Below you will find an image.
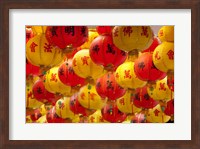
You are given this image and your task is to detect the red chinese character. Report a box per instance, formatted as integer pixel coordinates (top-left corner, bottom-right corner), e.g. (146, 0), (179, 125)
(44, 43), (52, 53)
(90, 116), (95, 123)
(119, 98), (125, 105)
(155, 51), (161, 60)
(81, 56), (89, 65)
(159, 83), (166, 91)
(30, 42), (38, 52)
(141, 26), (149, 38)
(154, 109), (160, 116)
(123, 26), (133, 37)
(124, 70), (131, 79)
(115, 73), (119, 79)
(73, 58), (77, 67)
(114, 28), (119, 37)
(50, 73), (57, 82)
(167, 50), (174, 60)
(81, 93), (85, 100)
(90, 93), (96, 101)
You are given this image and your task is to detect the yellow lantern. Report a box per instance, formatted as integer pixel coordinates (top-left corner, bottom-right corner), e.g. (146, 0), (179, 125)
(72, 49), (106, 80)
(115, 61), (147, 89)
(88, 110), (104, 123)
(39, 104), (52, 116)
(55, 97), (77, 119)
(32, 26), (47, 35)
(117, 90), (142, 114)
(44, 67), (72, 95)
(153, 41), (174, 72)
(146, 104), (171, 123)
(81, 30), (99, 49)
(158, 26), (174, 42)
(78, 84), (107, 110)
(112, 26), (154, 52)
(26, 34), (64, 67)
(36, 115), (47, 123)
(147, 77), (174, 101)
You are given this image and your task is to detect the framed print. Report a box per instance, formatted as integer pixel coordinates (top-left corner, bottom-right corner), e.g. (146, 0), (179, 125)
(0, 0), (200, 149)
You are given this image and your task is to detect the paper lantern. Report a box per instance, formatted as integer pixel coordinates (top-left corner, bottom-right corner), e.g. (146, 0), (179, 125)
(78, 84), (107, 110)
(134, 53), (166, 81)
(142, 37), (160, 53)
(116, 90), (142, 114)
(32, 26), (47, 35)
(72, 49), (106, 80)
(88, 110), (104, 123)
(89, 35), (127, 70)
(146, 104), (171, 123)
(133, 86), (158, 109)
(26, 27), (34, 43)
(101, 103), (127, 123)
(46, 26), (88, 49)
(153, 41), (174, 72)
(58, 59), (85, 87)
(158, 26), (174, 42)
(81, 30), (99, 49)
(46, 107), (65, 123)
(147, 77), (174, 101)
(96, 72), (126, 101)
(44, 67), (72, 96)
(115, 61), (147, 89)
(96, 26), (112, 35)
(112, 26), (154, 52)
(164, 99), (174, 116)
(26, 58), (40, 77)
(26, 34), (64, 67)
(55, 97), (78, 119)
(32, 78), (60, 105)
(70, 93), (95, 116)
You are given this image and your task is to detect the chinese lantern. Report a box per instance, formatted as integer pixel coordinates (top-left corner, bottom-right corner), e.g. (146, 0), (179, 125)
(36, 115), (47, 123)
(58, 59), (86, 87)
(30, 109), (43, 121)
(142, 37), (160, 53)
(115, 61), (147, 89)
(96, 72), (126, 101)
(96, 26), (112, 35)
(164, 99), (174, 117)
(44, 67), (72, 96)
(133, 86), (158, 109)
(72, 49), (106, 80)
(158, 26), (174, 42)
(147, 77), (174, 101)
(88, 110), (104, 123)
(81, 29), (99, 49)
(78, 84), (107, 110)
(89, 35), (127, 70)
(70, 93), (96, 116)
(55, 97), (78, 119)
(101, 103), (127, 123)
(116, 90), (142, 114)
(134, 53), (166, 81)
(167, 70), (174, 91)
(112, 26), (154, 52)
(46, 107), (65, 123)
(26, 58), (40, 77)
(31, 26), (47, 35)
(32, 78), (60, 105)
(146, 104), (171, 123)
(153, 41), (174, 72)
(46, 26), (88, 49)
(26, 34), (64, 68)
(26, 27), (34, 43)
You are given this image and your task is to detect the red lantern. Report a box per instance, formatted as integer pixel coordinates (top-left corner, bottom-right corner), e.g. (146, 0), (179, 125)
(46, 107), (65, 123)
(133, 86), (158, 109)
(32, 78), (61, 105)
(134, 53), (166, 81)
(164, 99), (174, 116)
(96, 72), (126, 101)
(101, 103), (127, 123)
(58, 59), (86, 87)
(26, 59), (40, 77)
(70, 93), (95, 116)
(89, 35), (127, 70)
(142, 37), (160, 53)
(26, 27), (34, 43)
(96, 26), (112, 35)
(46, 26), (88, 49)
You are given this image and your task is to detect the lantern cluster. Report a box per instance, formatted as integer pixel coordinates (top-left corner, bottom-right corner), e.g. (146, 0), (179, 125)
(26, 25), (174, 123)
